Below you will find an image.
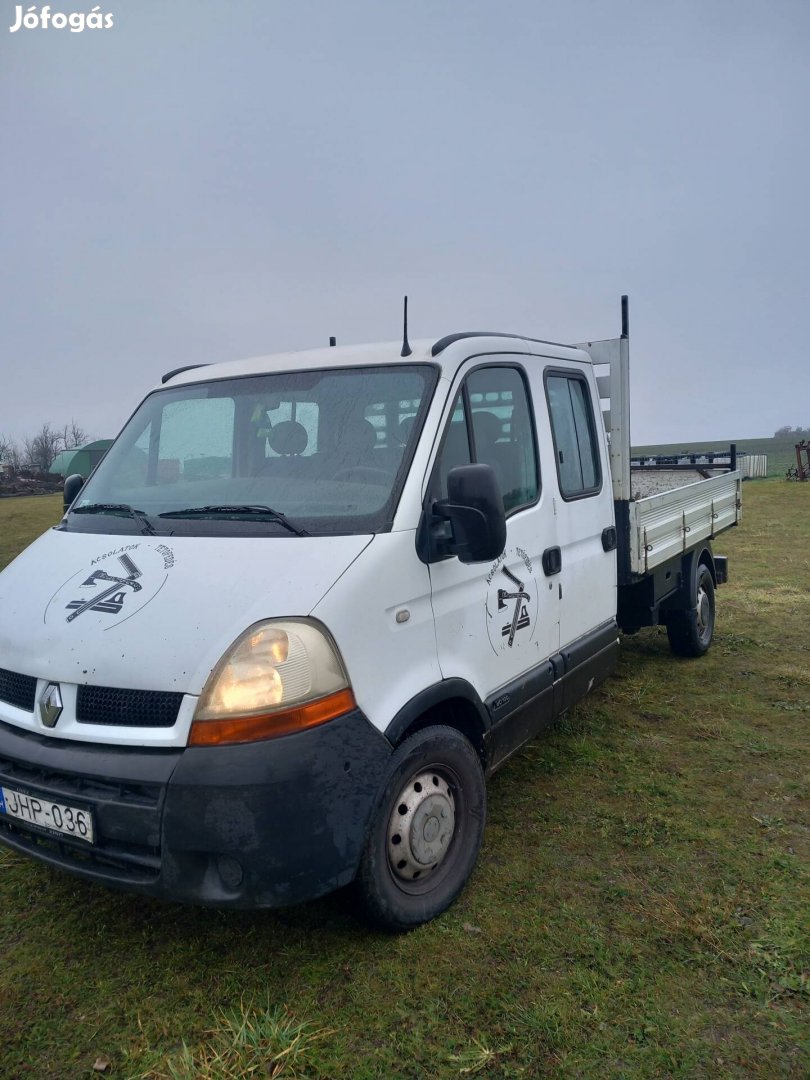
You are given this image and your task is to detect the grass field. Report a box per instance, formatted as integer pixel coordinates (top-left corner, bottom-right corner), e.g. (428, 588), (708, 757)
(631, 434), (803, 479)
(0, 487), (808, 1079)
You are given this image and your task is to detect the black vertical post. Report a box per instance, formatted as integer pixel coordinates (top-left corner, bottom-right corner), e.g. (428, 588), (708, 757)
(329, 336), (336, 347)
(730, 443), (737, 471)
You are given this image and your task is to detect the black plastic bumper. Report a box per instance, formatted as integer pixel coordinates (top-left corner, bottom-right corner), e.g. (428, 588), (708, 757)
(0, 709), (392, 907)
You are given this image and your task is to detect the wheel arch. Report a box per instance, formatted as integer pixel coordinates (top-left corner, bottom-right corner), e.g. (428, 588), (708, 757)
(689, 543), (717, 590)
(384, 679), (491, 769)
(653, 545), (716, 622)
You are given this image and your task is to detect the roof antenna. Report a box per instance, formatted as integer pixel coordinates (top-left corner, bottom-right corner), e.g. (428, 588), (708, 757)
(329, 336), (336, 347)
(400, 295), (412, 357)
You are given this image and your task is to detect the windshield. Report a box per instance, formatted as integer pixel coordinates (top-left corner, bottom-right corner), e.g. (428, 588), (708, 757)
(66, 364), (438, 537)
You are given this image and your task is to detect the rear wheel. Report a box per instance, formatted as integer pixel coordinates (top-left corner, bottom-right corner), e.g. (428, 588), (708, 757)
(666, 562), (715, 656)
(355, 725), (486, 932)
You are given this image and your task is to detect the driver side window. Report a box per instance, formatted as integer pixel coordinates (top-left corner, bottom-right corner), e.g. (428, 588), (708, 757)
(433, 366), (539, 514)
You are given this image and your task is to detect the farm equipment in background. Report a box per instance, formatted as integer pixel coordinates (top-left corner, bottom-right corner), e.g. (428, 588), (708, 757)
(786, 440), (810, 481)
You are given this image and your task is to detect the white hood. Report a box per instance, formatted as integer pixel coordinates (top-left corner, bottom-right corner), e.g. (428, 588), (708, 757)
(0, 528), (372, 696)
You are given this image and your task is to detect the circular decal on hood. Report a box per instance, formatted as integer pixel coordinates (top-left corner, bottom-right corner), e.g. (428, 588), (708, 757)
(485, 546), (539, 655)
(44, 543), (176, 630)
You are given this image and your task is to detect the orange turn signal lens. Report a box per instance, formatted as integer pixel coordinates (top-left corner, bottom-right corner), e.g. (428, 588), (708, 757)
(188, 688), (357, 747)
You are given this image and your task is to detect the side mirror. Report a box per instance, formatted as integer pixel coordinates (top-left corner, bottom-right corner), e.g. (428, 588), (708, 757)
(435, 464), (506, 564)
(63, 473), (84, 512)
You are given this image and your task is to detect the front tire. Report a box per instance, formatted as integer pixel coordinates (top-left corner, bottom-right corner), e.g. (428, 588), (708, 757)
(666, 562), (715, 656)
(355, 725), (486, 932)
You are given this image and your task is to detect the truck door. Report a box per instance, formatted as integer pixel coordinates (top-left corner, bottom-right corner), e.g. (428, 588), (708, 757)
(426, 360), (560, 762)
(542, 364), (616, 653)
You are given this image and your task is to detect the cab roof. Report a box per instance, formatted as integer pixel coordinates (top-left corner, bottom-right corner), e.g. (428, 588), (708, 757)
(159, 333), (590, 389)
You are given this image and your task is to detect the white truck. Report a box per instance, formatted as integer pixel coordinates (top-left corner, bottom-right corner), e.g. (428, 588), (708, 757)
(0, 298), (741, 930)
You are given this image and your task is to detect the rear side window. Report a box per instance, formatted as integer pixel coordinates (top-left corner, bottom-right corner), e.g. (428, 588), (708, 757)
(545, 373), (601, 498)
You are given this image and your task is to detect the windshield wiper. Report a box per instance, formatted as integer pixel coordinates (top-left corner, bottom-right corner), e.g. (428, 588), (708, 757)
(158, 504), (309, 536)
(71, 502), (156, 536)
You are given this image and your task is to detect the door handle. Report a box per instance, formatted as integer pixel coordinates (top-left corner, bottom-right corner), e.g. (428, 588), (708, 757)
(601, 526), (617, 552)
(542, 546), (562, 576)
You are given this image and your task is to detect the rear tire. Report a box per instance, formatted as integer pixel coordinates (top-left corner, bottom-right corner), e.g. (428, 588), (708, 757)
(666, 562), (715, 657)
(355, 725), (486, 932)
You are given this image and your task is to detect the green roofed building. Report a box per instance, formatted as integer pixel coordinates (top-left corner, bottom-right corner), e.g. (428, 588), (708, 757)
(49, 440), (113, 479)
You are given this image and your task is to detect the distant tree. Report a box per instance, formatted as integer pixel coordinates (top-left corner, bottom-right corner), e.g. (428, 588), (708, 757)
(15, 420), (94, 472)
(774, 425), (810, 438)
(0, 433), (22, 473)
(60, 420), (87, 451)
(23, 423), (64, 472)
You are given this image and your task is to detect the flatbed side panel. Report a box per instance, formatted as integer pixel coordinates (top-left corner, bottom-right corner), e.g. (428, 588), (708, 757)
(628, 472), (741, 576)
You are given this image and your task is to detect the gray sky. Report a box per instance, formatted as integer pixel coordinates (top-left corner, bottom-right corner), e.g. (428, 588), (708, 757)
(2, 0), (808, 447)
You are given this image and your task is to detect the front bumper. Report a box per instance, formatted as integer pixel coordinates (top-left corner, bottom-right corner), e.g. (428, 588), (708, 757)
(0, 709), (392, 907)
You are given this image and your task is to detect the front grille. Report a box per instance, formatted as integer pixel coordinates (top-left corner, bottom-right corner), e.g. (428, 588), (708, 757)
(76, 685), (183, 728)
(0, 668), (37, 712)
(0, 752), (161, 808)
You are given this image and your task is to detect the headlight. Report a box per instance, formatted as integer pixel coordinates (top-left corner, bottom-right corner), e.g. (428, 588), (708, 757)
(189, 619), (355, 746)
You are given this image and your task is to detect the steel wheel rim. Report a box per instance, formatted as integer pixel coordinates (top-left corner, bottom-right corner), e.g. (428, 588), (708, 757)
(387, 769), (457, 884)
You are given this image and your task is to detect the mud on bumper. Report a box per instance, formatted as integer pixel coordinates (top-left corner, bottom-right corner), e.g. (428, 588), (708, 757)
(0, 710), (392, 907)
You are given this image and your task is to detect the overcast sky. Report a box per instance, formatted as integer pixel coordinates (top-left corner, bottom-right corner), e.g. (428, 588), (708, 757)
(1, 0), (808, 447)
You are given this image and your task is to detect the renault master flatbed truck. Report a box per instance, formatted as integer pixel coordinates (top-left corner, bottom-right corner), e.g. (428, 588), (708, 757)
(0, 298), (741, 929)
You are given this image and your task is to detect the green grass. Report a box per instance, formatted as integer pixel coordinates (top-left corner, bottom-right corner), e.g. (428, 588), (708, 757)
(0, 493), (63, 571)
(0, 486), (808, 1079)
(631, 434), (803, 478)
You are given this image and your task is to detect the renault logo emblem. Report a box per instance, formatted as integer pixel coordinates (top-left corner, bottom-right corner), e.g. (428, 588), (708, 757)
(39, 683), (63, 728)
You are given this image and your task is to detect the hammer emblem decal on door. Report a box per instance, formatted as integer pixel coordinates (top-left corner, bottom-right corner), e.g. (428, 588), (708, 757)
(497, 566), (531, 647)
(485, 548), (539, 656)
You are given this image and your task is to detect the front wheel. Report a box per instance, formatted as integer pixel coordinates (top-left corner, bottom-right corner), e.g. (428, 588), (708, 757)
(355, 725), (486, 932)
(666, 562), (715, 657)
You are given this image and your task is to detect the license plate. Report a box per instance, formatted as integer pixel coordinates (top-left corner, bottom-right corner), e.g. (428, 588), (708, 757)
(0, 785), (95, 844)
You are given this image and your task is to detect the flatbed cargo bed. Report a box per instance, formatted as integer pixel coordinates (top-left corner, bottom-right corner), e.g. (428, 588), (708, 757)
(627, 469), (742, 577)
